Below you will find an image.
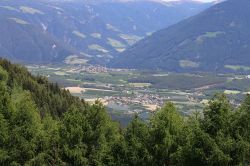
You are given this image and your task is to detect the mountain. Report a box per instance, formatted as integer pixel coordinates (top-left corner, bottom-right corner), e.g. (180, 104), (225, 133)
(0, 0), (211, 64)
(110, 0), (250, 72)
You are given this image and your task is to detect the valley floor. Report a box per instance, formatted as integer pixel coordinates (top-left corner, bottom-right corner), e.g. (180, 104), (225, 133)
(27, 64), (250, 125)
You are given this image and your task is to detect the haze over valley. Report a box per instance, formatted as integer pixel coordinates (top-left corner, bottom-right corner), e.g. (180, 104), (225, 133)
(1, 0), (250, 129)
(0, 0), (250, 165)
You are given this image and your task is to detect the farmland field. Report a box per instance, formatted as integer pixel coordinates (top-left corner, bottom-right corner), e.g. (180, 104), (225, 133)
(27, 64), (250, 125)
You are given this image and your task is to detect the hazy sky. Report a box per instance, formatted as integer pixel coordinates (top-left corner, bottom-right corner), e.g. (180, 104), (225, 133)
(190, 0), (216, 2)
(163, 0), (217, 2)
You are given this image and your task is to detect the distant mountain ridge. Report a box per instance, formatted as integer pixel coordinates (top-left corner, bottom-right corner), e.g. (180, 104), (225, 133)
(110, 0), (250, 72)
(0, 0), (211, 64)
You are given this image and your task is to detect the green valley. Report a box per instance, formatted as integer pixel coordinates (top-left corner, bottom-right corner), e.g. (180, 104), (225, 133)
(0, 59), (249, 165)
(27, 63), (250, 125)
(1, 0), (250, 165)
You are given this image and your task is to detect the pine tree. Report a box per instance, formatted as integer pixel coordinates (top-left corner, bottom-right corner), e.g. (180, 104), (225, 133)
(149, 102), (184, 166)
(8, 92), (45, 165)
(124, 115), (152, 165)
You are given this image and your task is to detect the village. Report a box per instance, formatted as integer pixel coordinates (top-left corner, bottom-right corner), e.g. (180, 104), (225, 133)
(102, 92), (168, 112)
(67, 64), (132, 74)
(27, 63), (250, 115)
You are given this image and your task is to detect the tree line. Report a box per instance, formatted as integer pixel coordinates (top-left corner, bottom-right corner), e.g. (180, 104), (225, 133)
(0, 59), (249, 165)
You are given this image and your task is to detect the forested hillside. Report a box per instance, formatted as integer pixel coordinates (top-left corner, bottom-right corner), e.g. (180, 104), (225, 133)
(111, 0), (250, 72)
(0, 0), (210, 64)
(0, 59), (249, 165)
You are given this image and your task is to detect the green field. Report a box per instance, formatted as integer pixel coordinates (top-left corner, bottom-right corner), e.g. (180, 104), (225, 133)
(27, 64), (250, 119)
(225, 65), (250, 71)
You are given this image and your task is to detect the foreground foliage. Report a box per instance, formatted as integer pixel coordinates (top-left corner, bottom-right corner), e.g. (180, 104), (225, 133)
(0, 59), (249, 165)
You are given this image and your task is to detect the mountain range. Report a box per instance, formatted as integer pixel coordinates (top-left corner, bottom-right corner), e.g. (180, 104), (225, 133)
(110, 0), (250, 72)
(0, 0), (211, 64)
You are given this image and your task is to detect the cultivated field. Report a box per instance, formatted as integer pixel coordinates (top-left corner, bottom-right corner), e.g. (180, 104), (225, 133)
(27, 64), (250, 123)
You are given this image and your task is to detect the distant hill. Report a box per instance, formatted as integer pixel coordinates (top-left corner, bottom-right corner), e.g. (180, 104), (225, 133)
(110, 0), (250, 72)
(0, 0), (210, 64)
(0, 17), (76, 64)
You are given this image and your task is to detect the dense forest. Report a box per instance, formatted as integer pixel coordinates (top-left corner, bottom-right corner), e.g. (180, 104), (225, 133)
(0, 59), (249, 165)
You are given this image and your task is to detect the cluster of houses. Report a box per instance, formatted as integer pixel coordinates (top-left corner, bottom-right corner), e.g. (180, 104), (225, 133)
(70, 65), (109, 73)
(104, 93), (166, 108)
(67, 65), (132, 74)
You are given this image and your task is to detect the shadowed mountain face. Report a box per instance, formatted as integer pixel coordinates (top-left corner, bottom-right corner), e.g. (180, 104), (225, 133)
(110, 0), (250, 72)
(0, 0), (210, 64)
